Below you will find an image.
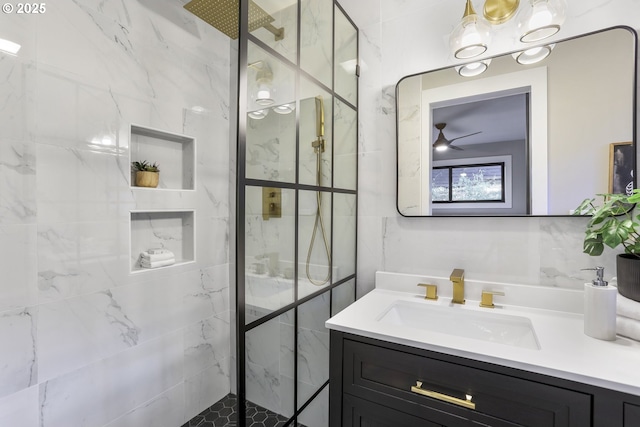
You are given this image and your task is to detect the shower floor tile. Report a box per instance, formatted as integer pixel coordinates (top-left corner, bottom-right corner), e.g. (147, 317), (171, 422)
(182, 393), (291, 427)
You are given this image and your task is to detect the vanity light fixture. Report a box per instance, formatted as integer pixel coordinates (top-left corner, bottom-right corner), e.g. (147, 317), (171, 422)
(449, 0), (492, 59)
(512, 43), (555, 64)
(273, 103), (295, 114)
(0, 38), (21, 55)
(248, 109), (269, 120)
(455, 59), (491, 77)
(248, 60), (274, 107)
(517, 0), (566, 43)
(483, 0), (520, 24)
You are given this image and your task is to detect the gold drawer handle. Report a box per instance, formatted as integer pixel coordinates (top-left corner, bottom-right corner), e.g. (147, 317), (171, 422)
(410, 381), (476, 410)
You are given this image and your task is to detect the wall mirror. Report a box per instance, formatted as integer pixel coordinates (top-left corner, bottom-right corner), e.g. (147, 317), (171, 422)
(396, 26), (637, 217)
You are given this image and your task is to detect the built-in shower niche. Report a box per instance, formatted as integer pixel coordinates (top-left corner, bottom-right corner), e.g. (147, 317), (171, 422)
(130, 210), (195, 273)
(130, 124), (195, 190)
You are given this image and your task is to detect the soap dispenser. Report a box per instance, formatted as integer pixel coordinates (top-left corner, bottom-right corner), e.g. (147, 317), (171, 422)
(583, 267), (617, 341)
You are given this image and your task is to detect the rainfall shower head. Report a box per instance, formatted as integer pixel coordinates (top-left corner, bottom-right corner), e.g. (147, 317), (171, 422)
(183, 0), (284, 41)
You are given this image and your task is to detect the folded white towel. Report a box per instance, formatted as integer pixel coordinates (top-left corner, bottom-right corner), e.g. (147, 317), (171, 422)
(616, 293), (640, 321)
(140, 250), (175, 262)
(616, 315), (640, 342)
(140, 258), (175, 269)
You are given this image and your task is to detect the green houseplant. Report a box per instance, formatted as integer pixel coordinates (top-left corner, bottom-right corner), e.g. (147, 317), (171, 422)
(132, 160), (160, 188)
(574, 190), (640, 302)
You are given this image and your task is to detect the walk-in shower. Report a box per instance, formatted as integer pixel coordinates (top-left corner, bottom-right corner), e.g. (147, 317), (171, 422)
(306, 95), (332, 286)
(184, 0), (358, 426)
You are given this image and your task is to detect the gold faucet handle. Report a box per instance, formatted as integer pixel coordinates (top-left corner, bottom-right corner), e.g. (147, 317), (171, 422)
(479, 290), (505, 308)
(417, 283), (438, 300)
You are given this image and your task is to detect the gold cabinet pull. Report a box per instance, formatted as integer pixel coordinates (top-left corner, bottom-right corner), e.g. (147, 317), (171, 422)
(410, 381), (476, 410)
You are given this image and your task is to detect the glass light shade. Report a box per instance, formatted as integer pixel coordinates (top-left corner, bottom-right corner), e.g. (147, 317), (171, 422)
(449, 14), (492, 59)
(248, 109), (269, 120)
(455, 59), (491, 77)
(512, 44), (555, 64)
(273, 103), (295, 114)
(255, 83), (274, 106)
(518, 0), (566, 43)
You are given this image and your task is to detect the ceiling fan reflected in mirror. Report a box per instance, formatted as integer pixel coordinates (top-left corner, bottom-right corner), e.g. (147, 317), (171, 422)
(433, 122), (482, 151)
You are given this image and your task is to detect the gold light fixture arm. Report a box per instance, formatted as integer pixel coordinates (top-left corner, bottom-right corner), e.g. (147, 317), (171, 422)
(483, 0), (520, 24)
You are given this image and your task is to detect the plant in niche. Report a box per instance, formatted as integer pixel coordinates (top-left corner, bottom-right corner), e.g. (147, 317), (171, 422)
(131, 160), (160, 172)
(573, 190), (640, 258)
(132, 160), (160, 188)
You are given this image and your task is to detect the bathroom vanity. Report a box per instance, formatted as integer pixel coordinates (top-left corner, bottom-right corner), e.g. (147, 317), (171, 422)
(326, 272), (640, 426)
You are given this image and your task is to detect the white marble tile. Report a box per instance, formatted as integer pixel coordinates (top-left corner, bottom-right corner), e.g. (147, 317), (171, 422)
(539, 216), (616, 288)
(104, 383), (185, 427)
(0, 225), (37, 312)
(297, 328), (329, 402)
(333, 193), (356, 282)
(0, 138), (36, 225)
(298, 385), (329, 427)
(297, 294), (329, 406)
(331, 279), (356, 316)
(184, 311), (231, 378)
(39, 330), (183, 427)
(0, 308), (37, 399)
(38, 275), (183, 382)
(0, 386), (39, 427)
(35, 143), (131, 224)
(184, 360), (231, 422)
(300, 0), (333, 87)
(333, 99), (357, 191)
(246, 359), (282, 415)
(37, 221), (128, 304)
(183, 264), (230, 326)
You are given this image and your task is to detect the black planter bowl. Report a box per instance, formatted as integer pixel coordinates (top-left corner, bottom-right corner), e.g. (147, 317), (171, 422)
(616, 253), (640, 302)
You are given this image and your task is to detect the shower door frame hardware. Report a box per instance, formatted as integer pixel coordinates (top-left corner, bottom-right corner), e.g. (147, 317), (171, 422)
(262, 187), (282, 220)
(236, 1), (359, 426)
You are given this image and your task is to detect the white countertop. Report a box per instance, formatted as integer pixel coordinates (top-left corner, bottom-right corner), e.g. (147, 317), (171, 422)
(325, 271), (640, 396)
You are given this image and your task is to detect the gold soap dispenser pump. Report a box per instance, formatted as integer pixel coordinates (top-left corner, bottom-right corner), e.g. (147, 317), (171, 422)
(582, 267), (617, 341)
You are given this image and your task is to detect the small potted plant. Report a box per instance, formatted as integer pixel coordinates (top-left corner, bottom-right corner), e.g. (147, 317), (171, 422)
(574, 190), (640, 302)
(132, 160), (160, 188)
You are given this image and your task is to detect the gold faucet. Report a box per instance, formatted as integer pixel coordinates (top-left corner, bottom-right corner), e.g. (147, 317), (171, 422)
(450, 268), (465, 304)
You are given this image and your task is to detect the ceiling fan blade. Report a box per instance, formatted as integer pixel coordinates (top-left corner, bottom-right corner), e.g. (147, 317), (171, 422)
(449, 145), (464, 150)
(448, 131), (482, 143)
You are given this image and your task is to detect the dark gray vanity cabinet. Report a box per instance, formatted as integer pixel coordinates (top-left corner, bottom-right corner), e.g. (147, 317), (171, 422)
(330, 331), (640, 427)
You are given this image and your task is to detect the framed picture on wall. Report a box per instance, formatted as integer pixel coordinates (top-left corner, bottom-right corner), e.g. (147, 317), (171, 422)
(609, 141), (634, 195)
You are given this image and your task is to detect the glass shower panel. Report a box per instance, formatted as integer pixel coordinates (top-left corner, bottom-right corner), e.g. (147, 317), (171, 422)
(332, 192), (355, 282)
(298, 189), (332, 299)
(331, 279), (355, 316)
(245, 185), (296, 321)
(296, 293), (330, 409)
(334, 7), (357, 106)
(298, 386), (329, 427)
(245, 309), (295, 419)
(299, 78), (332, 187)
(333, 99), (357, 190)
(300, 0), (333, 87)
(246, 42), (297, 183)
(250, 0), (298, 64)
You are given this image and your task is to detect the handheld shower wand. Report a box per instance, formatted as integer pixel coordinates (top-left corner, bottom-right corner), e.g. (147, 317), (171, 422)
(312, 96), (325, 154)
(306, 95), (331, 286)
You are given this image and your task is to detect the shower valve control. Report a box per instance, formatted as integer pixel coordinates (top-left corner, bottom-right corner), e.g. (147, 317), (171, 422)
(262, 187), (282, 220)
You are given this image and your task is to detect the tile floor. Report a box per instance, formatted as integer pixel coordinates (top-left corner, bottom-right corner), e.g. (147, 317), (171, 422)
(182, 394), (293, 427)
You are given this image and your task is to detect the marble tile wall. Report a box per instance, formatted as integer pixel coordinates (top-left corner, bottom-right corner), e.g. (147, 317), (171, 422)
(337, 0), (640, 296)
(0, 1), (232, 426)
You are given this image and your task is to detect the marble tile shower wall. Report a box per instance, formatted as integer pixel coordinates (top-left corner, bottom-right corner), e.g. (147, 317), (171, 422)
(0, 2), (232, 427)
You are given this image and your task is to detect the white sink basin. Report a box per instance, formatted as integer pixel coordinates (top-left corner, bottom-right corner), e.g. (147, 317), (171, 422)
(377, 300), (540, 350)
